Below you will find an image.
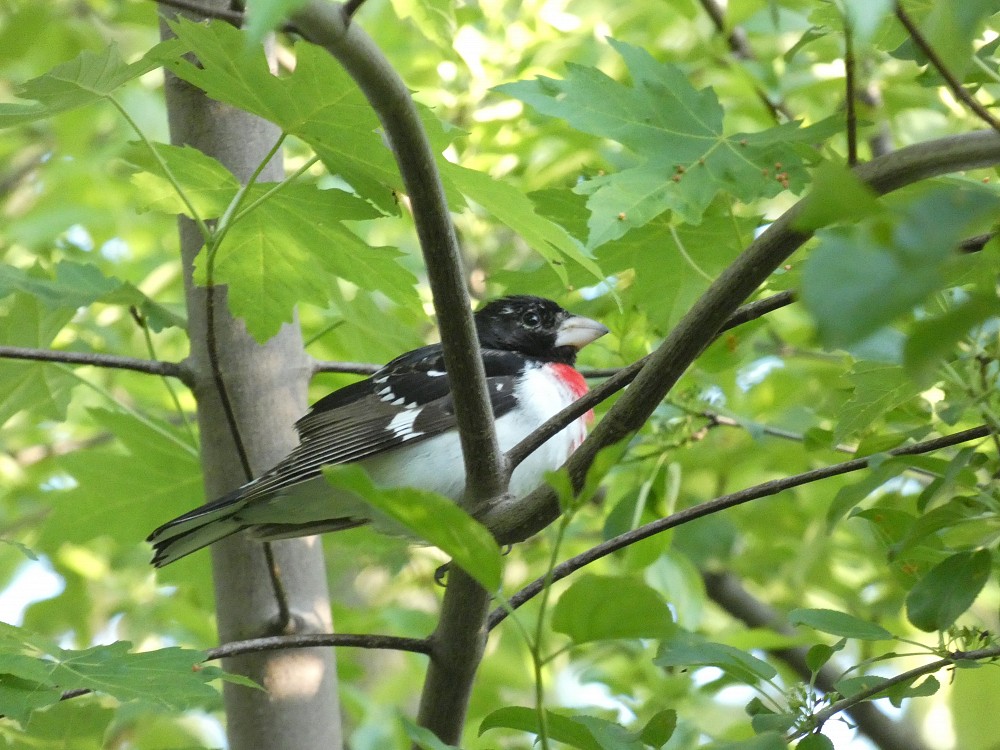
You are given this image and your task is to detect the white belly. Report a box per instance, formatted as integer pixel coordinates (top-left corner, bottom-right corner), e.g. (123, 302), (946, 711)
(363, 365), (587, 502)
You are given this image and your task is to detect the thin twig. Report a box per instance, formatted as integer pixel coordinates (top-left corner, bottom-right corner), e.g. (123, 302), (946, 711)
(695, 0), (795, 122)
(844, 12), (858, 165)
(488, 425), (991, 629)
(262, 543), (292, 630)
(206, 632), (432, 659)
(704, 571), (931, 750)
(895, 2), (1000, 132)
(0, 346), (190, 383)
(505, 291), (797, 472)
(311, 359), (381, 375)
(41, 632), (434, 712)
(789, 644), (1000, 740)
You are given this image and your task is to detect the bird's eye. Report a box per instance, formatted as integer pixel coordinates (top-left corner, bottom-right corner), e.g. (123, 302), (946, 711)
(522, 311), (542, 328)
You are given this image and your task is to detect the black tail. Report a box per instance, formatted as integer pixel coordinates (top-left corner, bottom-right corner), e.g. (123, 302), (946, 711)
(147, 488), (248, 567)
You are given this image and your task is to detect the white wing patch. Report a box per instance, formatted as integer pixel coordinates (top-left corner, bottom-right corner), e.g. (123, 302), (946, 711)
(387, 407), (424, 440)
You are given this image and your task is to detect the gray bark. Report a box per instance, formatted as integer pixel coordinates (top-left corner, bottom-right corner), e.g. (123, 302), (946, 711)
(159, 4), (343, 749)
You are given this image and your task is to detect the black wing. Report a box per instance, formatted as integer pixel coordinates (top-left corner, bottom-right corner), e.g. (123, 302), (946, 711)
(231, 346), (526, 504)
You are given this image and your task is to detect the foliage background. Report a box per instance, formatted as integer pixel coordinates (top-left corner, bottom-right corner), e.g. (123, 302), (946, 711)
(0, 0), (999, 748)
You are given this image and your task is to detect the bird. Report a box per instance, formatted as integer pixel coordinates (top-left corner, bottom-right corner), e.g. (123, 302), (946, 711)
(148, 295), (609, 566)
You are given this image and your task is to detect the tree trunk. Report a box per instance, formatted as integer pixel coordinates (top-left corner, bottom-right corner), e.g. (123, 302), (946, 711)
(159, 5), (343, 749)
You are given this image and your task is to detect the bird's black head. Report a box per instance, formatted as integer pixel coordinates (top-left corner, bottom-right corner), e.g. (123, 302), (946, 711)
(474, 295), (608, 364)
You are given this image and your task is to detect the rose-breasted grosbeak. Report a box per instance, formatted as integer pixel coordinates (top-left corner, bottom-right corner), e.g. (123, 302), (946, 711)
(148, 296), (608, 566)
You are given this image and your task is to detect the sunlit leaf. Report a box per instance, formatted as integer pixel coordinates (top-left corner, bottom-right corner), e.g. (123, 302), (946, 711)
(788, 608), (892, 640)
(498, 39), (835, 248)
(654, 630), (777, 684)
(0, 40), (186, 127)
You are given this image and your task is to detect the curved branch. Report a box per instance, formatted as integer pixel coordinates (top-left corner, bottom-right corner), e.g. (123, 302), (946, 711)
(483, 129), (1000, 546)
(206, 632), (432, 659)
(292, 0), (503, 508)
(0, 346), (190, 384)
(488, 425), (991, 629)
(290, 4), (505, 743)
(790, 644), (1000, 741)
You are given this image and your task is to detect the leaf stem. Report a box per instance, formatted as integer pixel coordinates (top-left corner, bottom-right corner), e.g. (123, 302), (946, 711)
(56, 364), (198, 456)
(109, 96), (213, 243)
(132, 308), (197, 446)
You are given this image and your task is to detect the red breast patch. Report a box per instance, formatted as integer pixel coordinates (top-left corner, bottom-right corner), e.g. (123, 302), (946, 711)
(551, 363), (593, 425)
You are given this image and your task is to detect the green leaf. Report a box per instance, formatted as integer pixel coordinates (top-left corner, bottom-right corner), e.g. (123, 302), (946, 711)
(0, 41), (186, 126)
(0, 261), (184, 330)
(654, 630), (777, 684)
(0, 625), (229, 724)
(834, 674), (889, 698)
(903, 293), (1000, 383)
(637, 709), (677, 747)
(39, 408), (201, 549)
(703, 733), (788, 750)
(243, 0), (310, 44)
(571, 715), (649, 750)
(498, 39), (834, 248)
(598, 206), (755, 328)
(802, 186), (1000, 348)
(444, 163), (605, 285)
(841, 0), (894, 45)
(402, 717), (462, 750)
(0, 539), (38, 561)
(480, 707), (602, 750)
(158, 20), (406, 212)
(122, 141), (240, 219)
(834, 363), (923, 443)
(905, 550), (992, 631)
(788, 608), (892, 640)
(793, 160), (881, 232)
(797, 734), (835, 750)
(886, 675), (940, 708)
(389, 0), (458, 50)
(322, 464), (503, 591)
(195, 183), (417, 341)
(917, 0), (998, 80)
(0, 293), (76, 426)
(552, 575), (675, 643)
(826, 456), (911, 527)
(805, 644), (835, 673)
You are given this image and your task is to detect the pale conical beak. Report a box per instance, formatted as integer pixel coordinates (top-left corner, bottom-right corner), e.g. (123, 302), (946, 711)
(555, 315), (610, 350)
